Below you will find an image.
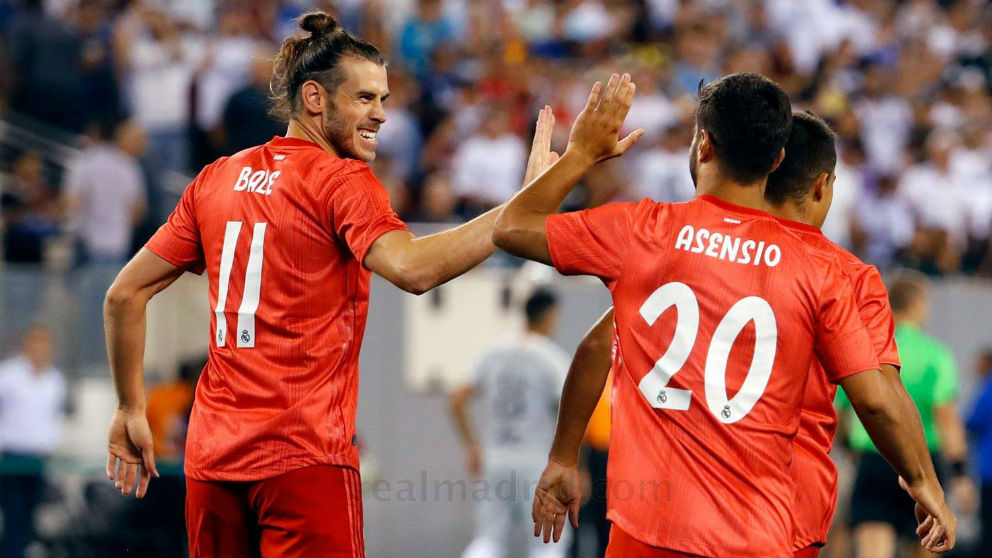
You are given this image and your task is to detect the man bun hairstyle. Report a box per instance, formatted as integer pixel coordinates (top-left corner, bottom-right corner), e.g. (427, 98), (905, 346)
(696, 73), (792, 183)
(765, 111), (837, 207)
(269, 11), (385, 121)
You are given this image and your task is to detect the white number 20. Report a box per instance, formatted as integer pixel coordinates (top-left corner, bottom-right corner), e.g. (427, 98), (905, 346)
(638, 282), (777, 424)
(215, 221), (267, 348)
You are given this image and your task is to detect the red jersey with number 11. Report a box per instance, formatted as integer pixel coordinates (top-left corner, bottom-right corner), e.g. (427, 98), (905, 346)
(146, 136), (408, 482)
(545, 195), (879, 558)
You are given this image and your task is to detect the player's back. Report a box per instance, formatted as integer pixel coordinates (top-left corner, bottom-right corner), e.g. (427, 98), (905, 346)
(470, 333), (568, 465)
(779, 220), (900, 549)
(147, 136), (408, 481)
(599, 196), (876, 557)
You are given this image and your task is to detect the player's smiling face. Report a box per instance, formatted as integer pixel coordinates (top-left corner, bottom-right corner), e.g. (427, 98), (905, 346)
(323, 57), (389, 162)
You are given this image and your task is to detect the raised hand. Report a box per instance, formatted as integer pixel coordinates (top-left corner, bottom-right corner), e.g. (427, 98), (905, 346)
(524, 105), (560, 186)
(532, 458), (581, 544)
(107, 408), (159, 498)
(900, 475), (957, 553)
(566, 73), (646, 165)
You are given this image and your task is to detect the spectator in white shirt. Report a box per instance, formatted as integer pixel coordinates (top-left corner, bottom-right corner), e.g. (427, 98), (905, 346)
(632, 122), (694, 203)
(0, 325), (65, 558)
(823, 139), (869, 249)
(899, 132), (967, 274)
(63, 119), (148, 265)
(450, 106), (525, 217)
(853, 173), (914, 270)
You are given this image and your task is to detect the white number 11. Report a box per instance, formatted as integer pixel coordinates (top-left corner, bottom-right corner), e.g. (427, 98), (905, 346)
(215, 221), (267, 348)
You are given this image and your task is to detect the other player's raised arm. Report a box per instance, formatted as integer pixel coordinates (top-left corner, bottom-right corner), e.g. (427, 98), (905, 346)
(494, 74), (644, 264)
(364, 106), (562, 293)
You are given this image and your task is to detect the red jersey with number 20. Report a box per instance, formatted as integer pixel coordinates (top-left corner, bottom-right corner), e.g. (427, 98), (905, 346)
(545, 195), (879, 558)
(779, 219), (901, 550)
(145, 136), (408, 482)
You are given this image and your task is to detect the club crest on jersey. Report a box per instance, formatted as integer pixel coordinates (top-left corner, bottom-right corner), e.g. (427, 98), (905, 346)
(674, 224), (782, 267)
(234, 167), (279, 196)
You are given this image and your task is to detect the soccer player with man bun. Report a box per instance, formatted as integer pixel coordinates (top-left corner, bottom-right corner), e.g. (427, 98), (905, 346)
(103, 11), (552, 557)
(493, 73), (955, 557)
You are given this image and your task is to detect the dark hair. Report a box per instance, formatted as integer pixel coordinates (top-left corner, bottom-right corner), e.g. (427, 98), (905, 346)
(887, 270), (929, 313)
(765, 111), (837, 206)
(525, 288), (558, 326)
(269, 11), (385, 121)
(696, 73), (792, 183)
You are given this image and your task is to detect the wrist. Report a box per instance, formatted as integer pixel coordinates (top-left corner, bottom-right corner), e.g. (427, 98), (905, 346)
(950, 459), (968, 478)
(117, 401), (146, 414)
(561, 147), (596, 170)
(549, 446), (580, 468)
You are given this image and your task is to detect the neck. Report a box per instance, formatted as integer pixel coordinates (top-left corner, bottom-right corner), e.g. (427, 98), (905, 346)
(894, 313), (920, 328)
(694, 170), (768, 212)
(762, 200), (807, 225)
(286, 119), (339, 157)
(526, 324), (549, 337)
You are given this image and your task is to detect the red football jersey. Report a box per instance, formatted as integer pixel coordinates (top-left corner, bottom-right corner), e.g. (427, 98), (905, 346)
(546, 195), (879, 558)
(778, 219), (901, 549)
(146, 136), (408, 481)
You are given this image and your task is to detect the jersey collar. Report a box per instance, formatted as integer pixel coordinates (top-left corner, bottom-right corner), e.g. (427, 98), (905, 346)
(770, 215), (823, 236)
(696, 194), (771, 218)
(267, 136), (323, 149)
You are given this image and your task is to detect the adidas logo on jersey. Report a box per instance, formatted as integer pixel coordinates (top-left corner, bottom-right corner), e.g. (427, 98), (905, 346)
(234, 167), (280, 196)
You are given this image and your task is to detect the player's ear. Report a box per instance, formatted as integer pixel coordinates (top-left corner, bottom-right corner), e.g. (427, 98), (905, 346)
(698, 129), (715, 162)
(768, 147), (786, 174)
(812, 172), (830, 203)
(300, 80), (326, 115)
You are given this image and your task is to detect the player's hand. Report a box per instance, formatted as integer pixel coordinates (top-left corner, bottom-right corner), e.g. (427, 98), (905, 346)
(523, 105), (560, 186)
(899, 476), (956, 553)
(532, 457), (581, 544)
(950, 475), (978, 514)
(107, 408), (159, 498)
(466, 444), (482, 477)
(566, 73), (645, 165)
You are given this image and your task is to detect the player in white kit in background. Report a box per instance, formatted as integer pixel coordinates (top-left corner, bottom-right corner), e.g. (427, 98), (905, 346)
(450, 288), (571, 558)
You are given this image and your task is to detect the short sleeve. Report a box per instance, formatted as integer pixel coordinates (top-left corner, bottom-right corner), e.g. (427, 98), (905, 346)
(813, 260), (880, 383)
(146, 175), (206, 275)
(933, 346), (958, 406)
(545, 202), (637, 284)
(325, 164), (409, 267)
(854, 266), (901, 368)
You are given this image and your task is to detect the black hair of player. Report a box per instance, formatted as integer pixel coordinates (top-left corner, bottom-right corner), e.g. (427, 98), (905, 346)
(525, 288), (558, 326)
(269, 11), (385, 121)
(765, 111), (837, 207)
(695, 73), (792, 183)
(887, 270), (929, 314)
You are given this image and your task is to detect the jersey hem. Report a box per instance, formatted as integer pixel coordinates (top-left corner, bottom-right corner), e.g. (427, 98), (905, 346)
(184, 452), (360, 482)
(607, 508), (794, 558)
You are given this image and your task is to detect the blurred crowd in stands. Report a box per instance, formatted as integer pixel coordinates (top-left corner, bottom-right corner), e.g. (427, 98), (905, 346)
(1, 0), (992, 276)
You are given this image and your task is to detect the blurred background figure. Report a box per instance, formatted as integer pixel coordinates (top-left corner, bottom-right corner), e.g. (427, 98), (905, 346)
(0, 325), (65, 558)
(450, 106), (526, 219)
(837, 271), (975, 558)
(62, 119), (147, 267)
(222, 47), (284, 155)
(449, 288), (570, 558)
(966, 347), (992, 553)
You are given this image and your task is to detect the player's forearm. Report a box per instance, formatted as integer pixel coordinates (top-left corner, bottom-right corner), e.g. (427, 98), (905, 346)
(549, 312), (614, 466)
(843, 370), (938, 486)
(935, 404), (968, 463)
(493, 149), (594, 263)
(407, 207), (501, 292)
(104, 287), (150, 412)
(449, 396), (478, 448)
